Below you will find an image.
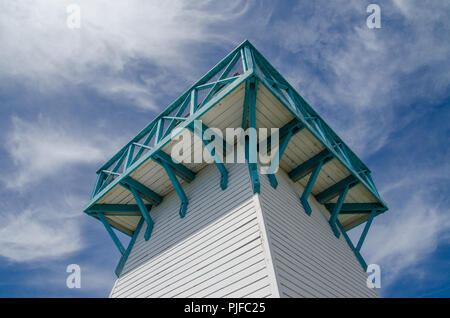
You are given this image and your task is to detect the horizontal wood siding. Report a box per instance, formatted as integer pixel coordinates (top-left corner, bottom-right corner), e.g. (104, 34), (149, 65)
(110, 163), (275, 298)
(258, 169), (378, 298)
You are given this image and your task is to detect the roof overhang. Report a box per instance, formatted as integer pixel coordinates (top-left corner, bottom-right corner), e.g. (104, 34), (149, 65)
(84, 40), (388, 238)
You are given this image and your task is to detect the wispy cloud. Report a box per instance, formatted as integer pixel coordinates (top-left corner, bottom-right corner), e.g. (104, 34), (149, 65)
(0, 0), (250, 110)
(0, 195), (84, 262)
(2, 115), (119, 190)
(351, 161), (450, 291)
(361, 191), (450, 290)
(266, 0), (450, 157)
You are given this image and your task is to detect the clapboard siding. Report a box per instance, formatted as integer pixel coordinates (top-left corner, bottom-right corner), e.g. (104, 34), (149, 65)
(258, 169), (378, 298)
(110, 163), (276, 298)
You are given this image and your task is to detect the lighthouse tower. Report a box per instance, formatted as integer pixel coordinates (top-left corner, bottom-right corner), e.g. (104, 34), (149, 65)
(84, 41), (388, 298)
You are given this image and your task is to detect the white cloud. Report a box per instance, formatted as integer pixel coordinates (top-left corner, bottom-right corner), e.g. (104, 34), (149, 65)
(3, 115), (119, 190)
(268, 1), (450, 157)
(361, 192), (450, 286)
(350, 164), (450, 290)
(0, 0), (250, 110)
(0, 196), (84, 262)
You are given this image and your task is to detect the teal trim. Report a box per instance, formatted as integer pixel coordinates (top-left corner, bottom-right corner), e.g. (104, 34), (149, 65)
(95, 40), (249, 175)
(102, 170), (121, 176)
(162, 96), (190, 140)
(151, 151), (195, 183)
(121, 176), (163, 205)
(101, 150), (127, 188)
(300, 160), (324, 216)
(187, 123), (228, 190)
(243, 46), (254, 71)
(336, 220), (368, 270)
(115, 217), (144, 277)
(97, 212), (125, 255)
(266, 129), (293, 188)
(128, 185), (154, 241)
(196, 76), (240, 90)
(288, 149), (333, 182)
(316, 175), (358, 204)
(133, 142), (152, 150)
(92, 172), (105, 198)
(267, 174), (278, 189)
(201, 52), (241, 107)
(86, 204), (149, 214)
(125, 143), (135, 169)
(356, 209), (376, 252)
(240, 48), (248, 73)
(328, 185), (350, 238)
(84, 69), (251, 213)
(154, 118), (164, 146)
(190, 89), (197, 115)
(243, 77), (260, 194)
(131, 124), (157, 165)
(261, 119), (305, 188)
(325, 203), (385, 214)
(160, 161), (189, 218)
(250, 45), (386, 206)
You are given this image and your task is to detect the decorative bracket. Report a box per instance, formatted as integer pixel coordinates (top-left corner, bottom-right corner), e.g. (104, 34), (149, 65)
(328, 185), (350, 238)
(160, 160), (189, 218)
(262, 119), (305, 189)
(242, 77), (260, 194)
(187, 121), (229, 190)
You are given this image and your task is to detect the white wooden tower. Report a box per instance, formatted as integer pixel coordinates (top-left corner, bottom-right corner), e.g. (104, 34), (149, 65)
(84, 41), (388, 298)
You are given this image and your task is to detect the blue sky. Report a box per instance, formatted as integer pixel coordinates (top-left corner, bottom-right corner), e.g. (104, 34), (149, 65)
(0, 0), (448, 297)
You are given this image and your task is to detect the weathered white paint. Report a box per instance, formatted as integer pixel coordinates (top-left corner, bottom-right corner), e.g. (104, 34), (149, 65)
(259, 168), (379, 298)
(110, 163), (277, 298)
(109, 163), (377, 298)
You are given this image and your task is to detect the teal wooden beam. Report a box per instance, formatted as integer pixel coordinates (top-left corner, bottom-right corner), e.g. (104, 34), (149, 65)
(160, 161), (189, 218)
(92, 172), (105, 198)
(163, 96), (190, 140)
(356, 209), (376, 252)
(243, 45), (254, 71)
(190, 89), (198, 115)
(266, 129), (293, 189)
(201, 52), (241, 107)
(328, 185), (350, 238)
(264, 119), (305, 188)
(300, 160), (324, 216)
(115, 217), (144, 277)
(325, 203), (385, 214)
(336, 220), (367, 270)
(86, 204), (150, 214)
(125, 143), (135, 169)
(316, 175), (359, 204)
(97, 212), (125, 255)
(128, 185), (154, 241)
(265, 77), (289, 90)
(102, 170), (121, 176)
(131, 124), (157, 165)
(196, 76), (240, 90)
(187, 123), (228, 190)
(288, 149), (333, 182)
(243, 77), (260, 194)
(120, 176), (163, 205)
(151, 151), (195, 183)
(154, 118), (164, 146)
